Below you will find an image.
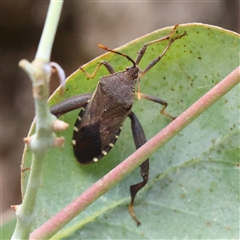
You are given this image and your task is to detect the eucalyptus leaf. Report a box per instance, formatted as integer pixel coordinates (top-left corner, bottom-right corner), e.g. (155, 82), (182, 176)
(22, 23), (239, 239)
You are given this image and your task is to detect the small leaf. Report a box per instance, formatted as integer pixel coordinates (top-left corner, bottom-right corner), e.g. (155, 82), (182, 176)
(22, 23), (239, 239)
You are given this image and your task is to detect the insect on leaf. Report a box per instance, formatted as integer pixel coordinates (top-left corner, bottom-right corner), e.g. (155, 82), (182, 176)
(22, 23), (239, 239)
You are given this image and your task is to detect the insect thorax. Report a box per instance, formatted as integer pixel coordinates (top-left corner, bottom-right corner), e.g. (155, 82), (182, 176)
(99, 72), (136, 108)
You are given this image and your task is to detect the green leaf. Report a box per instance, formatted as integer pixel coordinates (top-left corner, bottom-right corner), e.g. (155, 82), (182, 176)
(0, 218), (16, 240)
(22, 23), (239, 239)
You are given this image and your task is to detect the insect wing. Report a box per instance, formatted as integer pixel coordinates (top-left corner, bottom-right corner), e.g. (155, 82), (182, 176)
(99, 102), (130, 148)
(73, 84), (130, 163)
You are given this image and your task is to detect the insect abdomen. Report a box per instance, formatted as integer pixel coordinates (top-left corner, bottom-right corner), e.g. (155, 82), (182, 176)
(73, 121), (102, 164)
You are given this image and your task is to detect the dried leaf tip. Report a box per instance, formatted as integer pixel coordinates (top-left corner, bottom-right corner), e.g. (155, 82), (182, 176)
(50, 62), (66, 96)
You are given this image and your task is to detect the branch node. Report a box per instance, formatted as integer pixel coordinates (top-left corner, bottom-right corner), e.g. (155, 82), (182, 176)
(52, 119), (69, 132)
(11, 205), (20, 211)
(23, 137), (31, 145)
(54, 137), (65, 147)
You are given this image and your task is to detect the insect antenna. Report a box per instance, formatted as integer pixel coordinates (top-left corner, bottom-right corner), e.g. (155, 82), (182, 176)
(98, 44), (136, 66)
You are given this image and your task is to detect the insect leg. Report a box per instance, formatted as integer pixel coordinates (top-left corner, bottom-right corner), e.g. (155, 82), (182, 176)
(50, 93), (92, 117)
(128, 111), (149, 226)
(80, 60), (115, 78)
(136, 24), (186, 67)
(137, 93), (175, 120)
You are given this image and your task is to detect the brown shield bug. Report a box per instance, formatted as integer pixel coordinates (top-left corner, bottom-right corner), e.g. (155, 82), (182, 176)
(50, 24), (187, 225)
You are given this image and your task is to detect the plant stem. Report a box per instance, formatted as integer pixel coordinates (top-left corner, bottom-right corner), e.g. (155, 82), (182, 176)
(11, 1), (64, 239)
(30, 66), (240, 239)
(11, 153), (45, 238)
(36, 1), (63, 61)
